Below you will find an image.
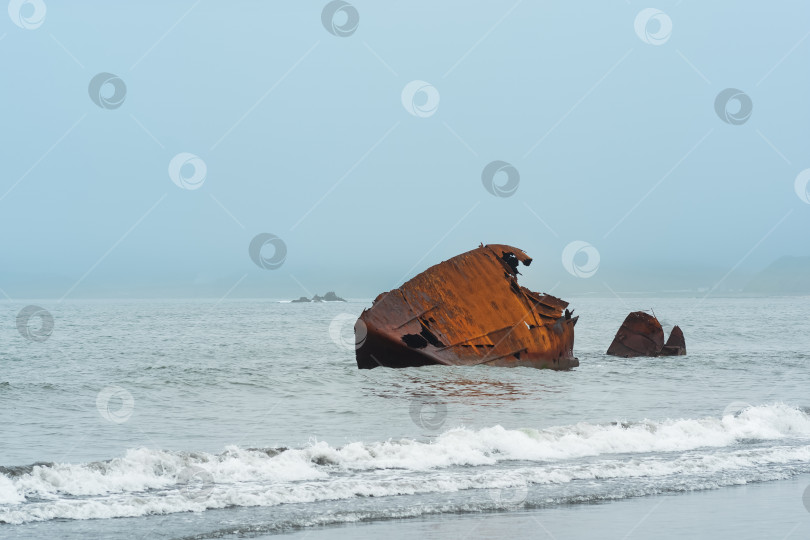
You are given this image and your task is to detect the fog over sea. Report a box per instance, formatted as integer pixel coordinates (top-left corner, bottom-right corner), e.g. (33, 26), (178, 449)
(3, 0), (810, 538)
(2, 297), (809, 539)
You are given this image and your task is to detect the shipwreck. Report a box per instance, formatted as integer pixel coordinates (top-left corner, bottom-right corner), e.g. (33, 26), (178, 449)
(355, 243), (578, 370)
(606, 311), (686, 357)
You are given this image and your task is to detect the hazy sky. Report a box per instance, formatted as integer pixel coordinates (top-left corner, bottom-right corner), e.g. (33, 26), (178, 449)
(1, 1), (808, 299)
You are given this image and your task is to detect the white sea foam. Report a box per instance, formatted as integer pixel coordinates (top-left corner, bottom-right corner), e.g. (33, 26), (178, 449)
(1, 403), (808, 525)
(299, 401), (810, 471)
(0, 475), (24, 505)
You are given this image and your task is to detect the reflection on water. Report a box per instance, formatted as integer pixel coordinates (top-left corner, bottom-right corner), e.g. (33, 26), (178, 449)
(358, 366), (563, 404)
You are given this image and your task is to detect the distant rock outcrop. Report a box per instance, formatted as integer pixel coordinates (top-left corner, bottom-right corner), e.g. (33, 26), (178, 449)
(291, 291), (347, 303)
(744, 256), (810, 295)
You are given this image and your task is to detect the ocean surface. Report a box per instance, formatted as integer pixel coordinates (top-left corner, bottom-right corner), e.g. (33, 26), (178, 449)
(1, 296), (809, 539)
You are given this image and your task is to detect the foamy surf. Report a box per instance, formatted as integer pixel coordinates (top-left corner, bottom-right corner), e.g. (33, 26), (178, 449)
(1, 403), (809, 525)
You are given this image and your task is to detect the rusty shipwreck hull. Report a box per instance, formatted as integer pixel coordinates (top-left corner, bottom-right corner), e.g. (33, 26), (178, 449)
(605, 311), (686, 358)
(356, 244), (578, 370)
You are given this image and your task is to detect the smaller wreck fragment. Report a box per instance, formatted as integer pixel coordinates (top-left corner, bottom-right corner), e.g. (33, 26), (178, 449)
(356, 244), (578, 370)
(660, 325), (686, 356)
(606, 311), (686, 358)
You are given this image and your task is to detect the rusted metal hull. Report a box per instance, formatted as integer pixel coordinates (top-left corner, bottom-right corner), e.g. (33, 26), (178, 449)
(606, 312), (686, 357)
(660, 325), (686, 356)
(356, 244), (578, 370)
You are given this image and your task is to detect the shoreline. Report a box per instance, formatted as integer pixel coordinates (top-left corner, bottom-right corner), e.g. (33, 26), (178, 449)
(277, 474), (810, 540)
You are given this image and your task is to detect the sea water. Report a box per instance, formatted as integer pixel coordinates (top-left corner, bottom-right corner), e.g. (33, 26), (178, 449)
(1, 297), (809, 538)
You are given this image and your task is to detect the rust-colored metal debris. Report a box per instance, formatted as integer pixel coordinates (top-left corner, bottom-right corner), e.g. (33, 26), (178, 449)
(661, 325), (686, 356)
(355, 244), (578, 370)
(606, 311), (686, 357)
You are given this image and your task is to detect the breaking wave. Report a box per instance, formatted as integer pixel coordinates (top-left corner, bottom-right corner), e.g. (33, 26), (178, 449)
(1, 403), (809, 525)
